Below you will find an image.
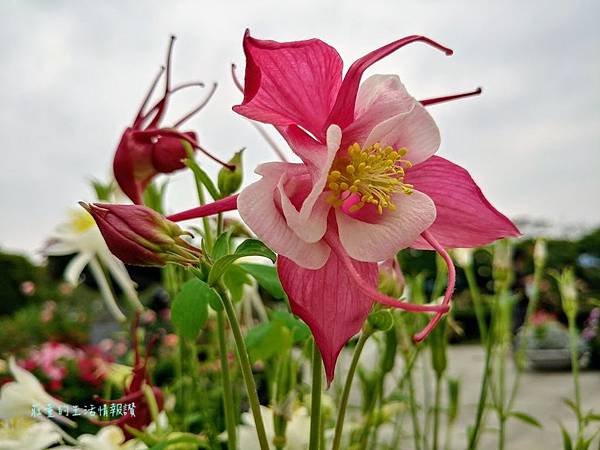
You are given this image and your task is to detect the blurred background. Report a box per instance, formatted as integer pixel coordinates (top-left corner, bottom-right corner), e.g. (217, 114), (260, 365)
(1, 0), (599, 255)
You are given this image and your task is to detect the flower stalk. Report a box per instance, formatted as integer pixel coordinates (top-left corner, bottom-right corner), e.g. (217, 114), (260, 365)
(331, 329), (372, 450)
(217, 285), (270, 450)
(309, 342), (323, 450)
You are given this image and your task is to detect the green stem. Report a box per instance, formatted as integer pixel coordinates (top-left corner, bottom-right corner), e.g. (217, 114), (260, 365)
(568, 314), (583, 441)
(432, 374), (442, 450)
(407, 369), (423, 450)
(309, 343), (322, 450)
(358, 371), (381, 450)
(389, 345), (420, 450)
(331, 330), (371, 450)
(185, 141), (214, 250)
(464, 264), (487, 342)
(217, 309), (237, 450)
(507, 264), (543, 411)
(467, 296), (498, 450)
(218, 287), (270, 450)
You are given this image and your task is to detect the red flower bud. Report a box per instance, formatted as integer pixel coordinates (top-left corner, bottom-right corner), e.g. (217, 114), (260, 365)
(113, 36), (221, 204)
(81, 202), (201, 267)
(92, 315), (164, 438)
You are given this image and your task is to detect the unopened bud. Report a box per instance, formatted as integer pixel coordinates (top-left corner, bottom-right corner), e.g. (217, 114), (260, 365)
(367, 309), (394, 332)
(81, 202), (201, 267)
(533, 238), (547, 267)
(453, 248), (474, 268)
(557, 267), (578, 320)
(493, 240), (513, 272)
(378, 258), (405, 298)
(218, 149), (244, 196)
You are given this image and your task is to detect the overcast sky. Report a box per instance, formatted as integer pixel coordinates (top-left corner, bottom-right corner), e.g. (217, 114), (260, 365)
(1, 0), (599, 255)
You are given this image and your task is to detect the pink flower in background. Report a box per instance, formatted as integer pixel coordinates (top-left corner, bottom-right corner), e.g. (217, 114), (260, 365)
(93, 318), (163, 438)
(163, 334), (179, 348)
(112, 36), (226, 205)
(25, 342), (79, 383)
(165, 31), (519, 381)
(40, 300), (57, 323)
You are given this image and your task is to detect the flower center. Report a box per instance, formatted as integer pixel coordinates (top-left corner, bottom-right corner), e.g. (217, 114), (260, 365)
(326, 142), (413, 214)
(70, 209), (96, 234)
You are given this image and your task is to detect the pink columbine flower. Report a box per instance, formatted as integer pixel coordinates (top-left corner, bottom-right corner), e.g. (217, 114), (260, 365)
(161, 31), (519, 382)
(113, 36), (229, 205)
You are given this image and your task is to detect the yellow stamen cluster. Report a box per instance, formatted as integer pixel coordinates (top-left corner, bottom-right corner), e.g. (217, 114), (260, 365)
(327, 142), (413, 214)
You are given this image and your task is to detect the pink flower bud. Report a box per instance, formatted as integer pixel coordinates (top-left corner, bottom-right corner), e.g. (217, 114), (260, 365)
(81, 202), (201, 267)
(378, 258), (405, 298)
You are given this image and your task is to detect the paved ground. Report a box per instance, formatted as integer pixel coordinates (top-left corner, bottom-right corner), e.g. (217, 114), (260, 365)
(339, 343), (600, 449)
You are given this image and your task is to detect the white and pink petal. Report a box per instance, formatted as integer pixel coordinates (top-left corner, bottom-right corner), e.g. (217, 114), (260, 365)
(364, 102), (440, 166)
(342, 74), (415, 147)
(335, 190), (436, 262)
(238, 162), (331, 269)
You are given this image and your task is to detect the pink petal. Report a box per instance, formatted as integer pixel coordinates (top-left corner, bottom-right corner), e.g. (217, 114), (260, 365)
(364, 102), (440, 165)
(326, 35), (452, 131)
(406, 156), (520, 249)
(277, 125), (341, 242)
(238, 162), (330, 269)
(335, 190), (436, 262)
(166, 195), (239, 222)
(278, 253), (377, 384)
(323, 227), (450, 314)
(233, 30), (343, 141)
(342, 75), (414, 147)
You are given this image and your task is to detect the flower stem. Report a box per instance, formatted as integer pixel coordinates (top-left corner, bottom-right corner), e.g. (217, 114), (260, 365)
(568, 312), (583, 441)
(432, 373), (442, 450)
(464, 264), (487, 342)
(309, 342), (322, 450)
(331, 330), (371, 450)
(217, 308), (237, 450)
(218, 286), (270, 450)
(467, 297), (498, 450)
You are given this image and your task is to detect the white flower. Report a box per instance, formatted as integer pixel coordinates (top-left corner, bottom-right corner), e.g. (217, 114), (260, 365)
(45, 208), (142, 322)
(221, 405), (310, 450)
(0, 358), (68, 420)
(53, 426), (148, 450)
(0, 417), (62, 450)
(452, 248), (474, 268)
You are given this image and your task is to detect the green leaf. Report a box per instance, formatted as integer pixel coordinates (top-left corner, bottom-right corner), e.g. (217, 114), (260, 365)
(245, 321), (292, 362)
(270, 310), (310, 343)
(563, 397), (581, 419)
(183, 142), (221, 201)
(208, 239), (276, 285)
(238, 263), (286, 300)
(560, 423), (574, 450)
(510, 411), (542, 428)
(212, 230), (232, 260)
(171, 279), (218, 340)
(223, 265), (251, 303)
